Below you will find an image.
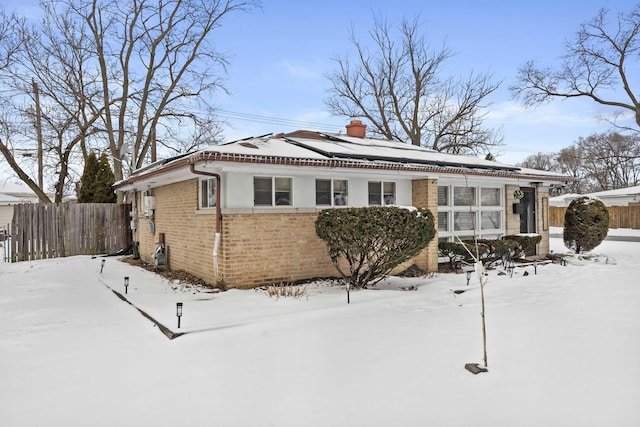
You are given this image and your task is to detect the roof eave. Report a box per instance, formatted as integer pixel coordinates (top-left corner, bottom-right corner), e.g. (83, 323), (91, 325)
(113, 151), (571, 191)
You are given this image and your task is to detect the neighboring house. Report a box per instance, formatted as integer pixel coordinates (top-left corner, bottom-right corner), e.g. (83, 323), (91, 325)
(113, 120), (570, 289)
(0, 182), (40, 229)
(550, 186), (640, 207)
(549, 193), (582, 207)
(584, 185), (640, 206)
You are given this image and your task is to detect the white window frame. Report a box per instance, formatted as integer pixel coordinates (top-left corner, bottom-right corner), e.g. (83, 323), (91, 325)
(315, 179), (349, 206)
(438, 185), (504, 242)
(368, 181), (396, 206)
(199, 177), (217, 209)
(253, 176), (293, 207)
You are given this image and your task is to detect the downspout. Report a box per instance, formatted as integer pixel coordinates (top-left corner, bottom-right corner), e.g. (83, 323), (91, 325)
(189, 164), (222, 280)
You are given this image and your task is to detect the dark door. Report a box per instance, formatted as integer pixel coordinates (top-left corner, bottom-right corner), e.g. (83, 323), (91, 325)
(519, 187), (536, 234)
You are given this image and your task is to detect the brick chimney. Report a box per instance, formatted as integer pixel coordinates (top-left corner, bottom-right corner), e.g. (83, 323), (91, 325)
(346, 119), (366, 138)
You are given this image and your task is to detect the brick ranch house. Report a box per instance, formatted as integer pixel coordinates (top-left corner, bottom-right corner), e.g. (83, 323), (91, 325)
(113, 120), (569, 289)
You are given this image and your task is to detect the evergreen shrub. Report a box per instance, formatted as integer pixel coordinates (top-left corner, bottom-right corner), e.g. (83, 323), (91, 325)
(502, 234), (542, 257)
(315, 206), (435, 288)
(563, 196), (609, 253)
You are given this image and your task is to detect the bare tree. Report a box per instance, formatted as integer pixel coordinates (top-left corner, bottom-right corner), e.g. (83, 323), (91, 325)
(0, 3), (106, 202)
(577, 132), (640, 191)
(326, 15), (502, 155)
(516, 152), (558, 171)
(510, 5), (640, 131)
(557, 145), (587, 194)
(72, 0), (259, 187)
(521, 132), (640, 194)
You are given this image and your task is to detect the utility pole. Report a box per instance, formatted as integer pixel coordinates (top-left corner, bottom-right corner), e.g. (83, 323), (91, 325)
(32, 79), (44, 190)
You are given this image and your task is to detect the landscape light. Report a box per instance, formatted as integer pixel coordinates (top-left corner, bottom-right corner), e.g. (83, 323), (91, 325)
(176, 302), (183, 328)
(100, 259), (105, 273)
(507, 261), (515, 278)
(533, 260), (538, 275)
(466, 270), (472, 286)
(345, 278), (350, 304)
(124, 276), (129, 294)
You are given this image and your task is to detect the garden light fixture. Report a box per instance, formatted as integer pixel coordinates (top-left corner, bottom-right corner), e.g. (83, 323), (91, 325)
(345, 278), (350, 304)
(507, 261), (515, 278)
(176, 302), (183, 328)
(124, 277), (129, 294)
(100, 259), (105, 273)
(466, 270), (472, 286)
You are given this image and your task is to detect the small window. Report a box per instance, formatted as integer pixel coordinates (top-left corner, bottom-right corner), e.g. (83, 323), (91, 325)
(383, 182), (396, 205)
(368, 181), (381, 205)
(481, 211), (501, 230)
(274, 177), (292, 206)
(316, 179), (332, 205)
(200, 178), (216, 209)
(454, 211), (475, 231)
(368, 181), (396, 206)
(254, 177), (292, 206)
(438, 211), (449, 232)
(333, 180), (348, 206)
(316, 179), (349, 206)
(454, 187), (476, 206)
(481, 188), (501, 206)
(438, 186), (449, 206)
(254, 177), (272, 206)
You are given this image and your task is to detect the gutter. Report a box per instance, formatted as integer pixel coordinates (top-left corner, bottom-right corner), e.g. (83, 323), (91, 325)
(113, 150), (573, 191)
(189, 163), (222, 280)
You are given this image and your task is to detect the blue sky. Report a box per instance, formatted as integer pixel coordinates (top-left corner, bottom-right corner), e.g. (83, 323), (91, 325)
(211, 0), (636, 164)
(2, 0), (637, 168)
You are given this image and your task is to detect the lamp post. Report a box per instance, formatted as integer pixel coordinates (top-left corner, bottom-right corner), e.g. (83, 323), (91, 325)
(124, 276), (129, 294)
(176, 302), (183, 328)
(100, 259), (105, 273)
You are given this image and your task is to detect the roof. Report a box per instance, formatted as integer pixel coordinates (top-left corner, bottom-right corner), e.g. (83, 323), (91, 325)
(587, 185), (640, 198)
(114, 130), (572, 190)
(0, 192), (22, 205)
(0, 181), (36, 197)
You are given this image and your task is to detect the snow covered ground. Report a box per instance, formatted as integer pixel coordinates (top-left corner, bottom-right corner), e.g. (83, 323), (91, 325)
(1, 235), (639, 426)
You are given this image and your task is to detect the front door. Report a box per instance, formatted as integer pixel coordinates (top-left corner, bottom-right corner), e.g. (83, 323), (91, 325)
(519, 187), (536, 234)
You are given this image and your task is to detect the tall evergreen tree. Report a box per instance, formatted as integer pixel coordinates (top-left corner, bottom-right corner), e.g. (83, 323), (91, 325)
(94, 153), (117, 203)
(78, 152), (99, 202)
(77, 152), (116, 202)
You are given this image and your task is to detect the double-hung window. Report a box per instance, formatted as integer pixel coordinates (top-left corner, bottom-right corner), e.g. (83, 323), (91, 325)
(368, 181), (396, 205)
(316, 179), (348, 206)
(254, 177), (293, 206)
(199, 178), (216, 209)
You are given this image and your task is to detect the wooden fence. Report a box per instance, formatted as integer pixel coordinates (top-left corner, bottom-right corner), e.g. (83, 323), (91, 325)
(10, 203), (131, 262)
(550, 203), (640, 229)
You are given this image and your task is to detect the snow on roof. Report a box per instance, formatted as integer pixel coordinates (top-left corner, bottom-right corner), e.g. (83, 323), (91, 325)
(116, 130), (572, 189)
(0, 181), (35, 196)
(587, 185), (640, 198)
(0, 192), (22, 205)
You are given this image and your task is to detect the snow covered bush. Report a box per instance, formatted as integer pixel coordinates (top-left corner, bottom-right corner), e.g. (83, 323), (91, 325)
(563, 196), (609, 253)
(315, 206), (435, 288)
(482, 238), (521, 262)
(438, 238), (522, 269)
(502, 234), (542, 257)
(438, 241), (488, 269)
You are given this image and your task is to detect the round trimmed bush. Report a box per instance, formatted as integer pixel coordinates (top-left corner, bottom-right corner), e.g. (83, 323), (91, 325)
(563, 196), (609, 253)
(315, 206), (435, 288)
